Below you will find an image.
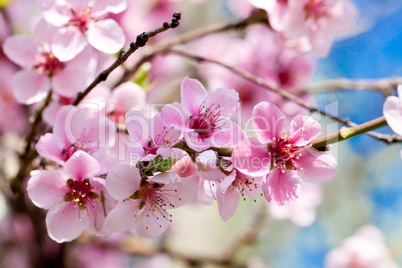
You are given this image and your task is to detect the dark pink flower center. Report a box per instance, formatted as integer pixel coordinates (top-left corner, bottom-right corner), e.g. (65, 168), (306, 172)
(67, 8), (93, 33)
(35, 52), (64, 76)
(63, 178), (99, 211)
(231, 172), (259, 201)
(305, 0), (330, 20)
(144, 127), (178, 155)
(278, 0), (288, 5)
(268, 133), (304, 173)
(189, 103), (224, 139)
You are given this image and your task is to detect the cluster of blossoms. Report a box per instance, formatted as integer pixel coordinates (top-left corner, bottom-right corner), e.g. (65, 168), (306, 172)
(26, 76), (338, 242)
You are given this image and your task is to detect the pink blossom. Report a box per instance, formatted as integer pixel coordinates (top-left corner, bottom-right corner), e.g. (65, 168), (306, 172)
(125, 111), (183, 161)
(233, 102), (337, 205)
(105, 165), (195, 237)
(2, 27), (96, 104)
(36, 105), (118, 173)
(249, 0), (358, 56)
(267, 182), (323, 227)
(160, 77), (243, 151)
(37, 0), (127, 61)
(325, 225), (399, 268)
(27, 151), (116, 243)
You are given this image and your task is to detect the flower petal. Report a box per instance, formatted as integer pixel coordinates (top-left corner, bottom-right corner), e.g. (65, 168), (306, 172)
(63, 151), (101, 179)
(181, 77), (208, 116)
(253, 102), (287, 144)
(161, 102), (189, 130)
(232, 137), (271, 176)
(203, 88), (239, 118)
(46, 203), (84, 243)
(106, 165), (141, 201)
(52, 27), (87, 61)
(217, 187), (240, 222)
(289, 114), (321, 146)
(27, 170), (67, 209)
(105, 200), (139, 232)
(296, 147), (337, 183)
(13, 70), (50, 104)
(263, 169), (301, 206)
(87, 19), (125, 54)
(383, 89), (402, 136)
(35, 133), (66, 165)
(3, 35), (38, 68)
(134, 206), (170, 238)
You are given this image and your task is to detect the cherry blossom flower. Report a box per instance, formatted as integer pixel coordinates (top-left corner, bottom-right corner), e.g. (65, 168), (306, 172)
(248, 0), (358, 56)
(2, 31), (96, 104)
(37, 0), (127, 61)
(325, 225), (399, 268)
(233, 102), (337, 205)
(108, 82), (146, 121)
(125, 111), (183, 161)
(383, 85), (402, 160)
(161, 77), (243, 151)
(105, 165), (195, 237)
(36, 105), (118, 173)
(27, 151), (116, 243)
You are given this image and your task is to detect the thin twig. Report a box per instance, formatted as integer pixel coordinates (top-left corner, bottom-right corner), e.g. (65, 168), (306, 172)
(166, 49), (401, 144)
(73, 12), (182, 106)
(306, 77), (402, 96)
(115, 12), (268, 85)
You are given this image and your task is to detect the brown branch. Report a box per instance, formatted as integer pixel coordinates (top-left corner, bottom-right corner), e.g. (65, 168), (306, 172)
(305, 77), (402, 96)
(115, 12), (268, 85)
(73, 12), (182, 106)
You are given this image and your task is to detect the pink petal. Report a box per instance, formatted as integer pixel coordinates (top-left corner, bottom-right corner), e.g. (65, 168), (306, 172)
(308, 28), (333, 57)
(110, 82), (146, 113)
(263, 169), (301, 206)
(197, 178), (216, 204)
(161, 102), (189, 130)
(46, 203), (84, 243)
(181, 77), (208, 116)
(232, 137), (271, 176)
(164, 179), (197, 207)
(87, 19), (125, 54)
(35, 133), (65, 165)
(170, 154), (197, 178)
(253, 102), (287, 144)
(383, 91), (402, 136)
(149, 172), (181, 184)
(52, 27), (87, 61)
(218, 171), (237, 194)
(125, 110), (150, 147)
(203, 88), (240, 118)
(27, 170), (67, 209)
(106, 165), (141, 201)
(289, 115), (322, 146)
(37, 0), (71, 27)
(53, 105), (80, 149)
(217, 187), (240, 222)
(34, 19), (59, 44)
(196, 150), (218, 172)
(184, 131), (211, 152)
(295, 147), (337, 183)
(134, 207), (170, 238)
(3, 35), (38, 68)
(91, 0), (127, 15)
(210, 120), (245, 148)
(13, 70), (50, 104)
(63, 151), (101, 179)
(105, 200), (139, 232)
(152, 113), (182, 146)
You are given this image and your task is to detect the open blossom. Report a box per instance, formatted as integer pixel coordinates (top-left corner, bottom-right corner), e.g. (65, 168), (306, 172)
(36, 105), (118, 173)
(27, 151), (116, 243)
(105, 165), (195, 237)
(383, 85), (402, 160)
(2, 30), (96, 104)
(248, 0), (358, 56)
(37, 0), (127, 61)
(233, 102), (337, 205)
(125, 111), (183, 161)
(325, 225), (399, 268)
(161, 77), (244, 151)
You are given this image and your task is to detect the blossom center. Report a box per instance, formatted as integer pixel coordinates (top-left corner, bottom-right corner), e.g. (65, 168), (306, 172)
(305, 0), (330, 20)
(268, 133), (303, 172)
(61, 128), (99, 161)
(67, 8), (93, 33)
(63, 178), (99, 210)
(35, 52), (64, 76)
(189, 103), (223, 139)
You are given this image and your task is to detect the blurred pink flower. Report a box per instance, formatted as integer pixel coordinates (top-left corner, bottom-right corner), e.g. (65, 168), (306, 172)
(325, 225), (399, 268)
(161, 77), (243, 151)
(383, 85), (402, 136)
(27, 151), (116, 243)
(2, 27), (96, 104)
(37, 0), (127, 61)
(105, 165), (195, 237)
(249, 0), (358, 56)
(233, 102), (337, 205)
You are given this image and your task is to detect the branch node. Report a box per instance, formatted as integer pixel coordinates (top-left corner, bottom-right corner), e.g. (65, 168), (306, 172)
(171, 19), (179, 28)
(173, 12), (181, 20)
(163, 22), (169, 28)
(136, 32), (149, 47)
(99, 71), (108, 81)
